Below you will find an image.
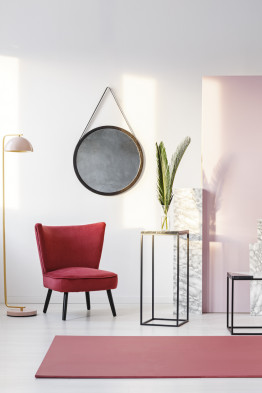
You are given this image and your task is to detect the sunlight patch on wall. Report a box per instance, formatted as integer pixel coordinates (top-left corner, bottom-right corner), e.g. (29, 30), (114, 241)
(202, 77), (222, 184)
(0, 56), (20, 209)
(121, 74), (157, 229)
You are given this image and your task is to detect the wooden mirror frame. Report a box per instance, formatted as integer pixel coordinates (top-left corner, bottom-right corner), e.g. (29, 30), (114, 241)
(73, 126), (144, 196)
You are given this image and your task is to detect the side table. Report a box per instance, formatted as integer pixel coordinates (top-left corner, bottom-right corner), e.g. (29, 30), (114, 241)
(140, 230), (189, 327)
(227, 272), (262, 335)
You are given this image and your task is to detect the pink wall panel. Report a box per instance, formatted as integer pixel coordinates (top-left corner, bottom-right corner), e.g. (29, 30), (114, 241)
(202, 76), (262, 312)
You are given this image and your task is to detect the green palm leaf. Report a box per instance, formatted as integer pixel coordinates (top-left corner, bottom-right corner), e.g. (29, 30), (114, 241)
(156, 137), (191, 213)
(156, 143), (164, 205)
(170, 136), (191, 190)
(159, 142), (170, 207)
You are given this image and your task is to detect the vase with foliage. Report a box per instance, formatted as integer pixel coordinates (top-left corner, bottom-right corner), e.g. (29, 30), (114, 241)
(156, 137), (191, 230)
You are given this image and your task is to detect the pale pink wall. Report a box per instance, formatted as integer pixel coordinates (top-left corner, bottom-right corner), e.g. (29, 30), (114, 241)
(202, 76), (262, 312)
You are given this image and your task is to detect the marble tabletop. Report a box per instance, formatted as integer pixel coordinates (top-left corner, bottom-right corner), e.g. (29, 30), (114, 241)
(227, 272), (262, 280)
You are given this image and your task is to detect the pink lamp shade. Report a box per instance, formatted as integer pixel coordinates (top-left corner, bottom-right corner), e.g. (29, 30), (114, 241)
(4, 136), (33, 152)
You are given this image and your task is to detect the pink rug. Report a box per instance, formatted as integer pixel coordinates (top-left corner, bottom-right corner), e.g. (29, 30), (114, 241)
(35, 336), (262, 378)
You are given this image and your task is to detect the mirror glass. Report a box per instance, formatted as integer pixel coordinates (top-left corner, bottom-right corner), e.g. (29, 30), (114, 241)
(73, 126), (143, 195)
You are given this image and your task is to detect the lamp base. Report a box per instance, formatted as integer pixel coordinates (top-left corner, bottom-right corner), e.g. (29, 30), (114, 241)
(7, 308), (37, 317)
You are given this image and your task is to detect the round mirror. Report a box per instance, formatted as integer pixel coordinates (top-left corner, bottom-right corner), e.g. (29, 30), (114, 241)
(73, 126), (143, 195)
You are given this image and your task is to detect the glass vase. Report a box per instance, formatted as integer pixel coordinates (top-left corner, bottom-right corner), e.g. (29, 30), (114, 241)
(161, 205), (170, 230)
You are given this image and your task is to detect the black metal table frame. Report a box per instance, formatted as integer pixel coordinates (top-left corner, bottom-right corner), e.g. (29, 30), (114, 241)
(140, 230), (189, 327)
(227, 272), (262, 335)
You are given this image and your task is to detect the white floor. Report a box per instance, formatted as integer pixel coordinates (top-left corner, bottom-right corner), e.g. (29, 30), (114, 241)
(1, 303), (262, 393)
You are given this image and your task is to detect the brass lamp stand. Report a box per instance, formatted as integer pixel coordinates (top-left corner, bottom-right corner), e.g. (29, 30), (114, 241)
(2, 134), (37, 317)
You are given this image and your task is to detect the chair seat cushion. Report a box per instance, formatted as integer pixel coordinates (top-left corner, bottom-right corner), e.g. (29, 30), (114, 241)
(43, 267), (118, 293)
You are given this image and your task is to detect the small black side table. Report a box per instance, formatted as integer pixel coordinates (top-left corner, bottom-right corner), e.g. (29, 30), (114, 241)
(140, 230), (189, 327)
(227, 272), (262, 335)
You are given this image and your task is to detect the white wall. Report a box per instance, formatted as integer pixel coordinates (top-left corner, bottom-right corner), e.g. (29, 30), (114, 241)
(0, 0), (262, 305)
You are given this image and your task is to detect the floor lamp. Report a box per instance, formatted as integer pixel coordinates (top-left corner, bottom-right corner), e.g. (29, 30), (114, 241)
(3, 134), (37, 317)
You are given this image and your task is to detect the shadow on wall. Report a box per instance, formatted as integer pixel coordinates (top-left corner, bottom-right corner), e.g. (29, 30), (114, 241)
(202, 154), (234, 312)
(202, 76), (262, 312)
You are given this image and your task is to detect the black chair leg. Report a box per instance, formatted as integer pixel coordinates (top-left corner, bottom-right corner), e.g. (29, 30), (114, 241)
(43, 289), (52, 313)
(85, 292), (91, 310)
(107, 290), (116, 317)
(62, 292), (68, 321)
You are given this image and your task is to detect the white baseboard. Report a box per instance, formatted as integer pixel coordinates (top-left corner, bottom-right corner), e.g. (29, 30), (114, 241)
(0, 295), (173, 304)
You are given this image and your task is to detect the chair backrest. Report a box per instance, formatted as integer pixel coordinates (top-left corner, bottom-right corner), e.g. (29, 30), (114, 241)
(35, 222), (106, 273)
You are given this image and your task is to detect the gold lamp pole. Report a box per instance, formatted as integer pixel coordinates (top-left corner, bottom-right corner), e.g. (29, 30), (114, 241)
(2, 134), (37, 317)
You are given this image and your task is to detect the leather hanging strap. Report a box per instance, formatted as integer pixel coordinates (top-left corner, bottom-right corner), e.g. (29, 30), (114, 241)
(80, 87), (134, 139)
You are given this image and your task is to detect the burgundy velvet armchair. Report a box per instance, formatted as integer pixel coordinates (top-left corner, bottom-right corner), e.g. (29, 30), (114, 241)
(35, 222), (117, 320)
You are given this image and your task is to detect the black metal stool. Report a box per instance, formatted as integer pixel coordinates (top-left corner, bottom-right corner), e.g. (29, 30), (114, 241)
(227, 272), (262, 335)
